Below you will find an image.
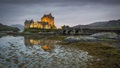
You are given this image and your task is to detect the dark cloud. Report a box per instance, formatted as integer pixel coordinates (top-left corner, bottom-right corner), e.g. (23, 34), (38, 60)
(0, 0), (120, 5)
(0, 0), (120, 27)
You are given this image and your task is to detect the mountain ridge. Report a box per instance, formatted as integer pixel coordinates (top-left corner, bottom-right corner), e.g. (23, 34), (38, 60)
(10, 24), (24, 31)
(72, 19), (120, 29)
(0, 23), (20, 32)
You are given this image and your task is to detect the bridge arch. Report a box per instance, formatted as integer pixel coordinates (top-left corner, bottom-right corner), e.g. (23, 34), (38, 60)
(61, 27), (82, 35)
(62, 30), (67, 34)
(68, 30), (73, 34)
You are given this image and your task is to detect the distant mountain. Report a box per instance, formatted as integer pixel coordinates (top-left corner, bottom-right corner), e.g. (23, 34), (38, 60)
(10, 24), (24, 31)
(73, 19), (120, 29)
(88, 19), (120, 27)
(0, 23), (20, 32)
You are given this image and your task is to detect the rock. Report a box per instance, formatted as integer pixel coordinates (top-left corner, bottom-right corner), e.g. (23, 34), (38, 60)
(91, 32), (119, 39)
(64, 36), (99, 42)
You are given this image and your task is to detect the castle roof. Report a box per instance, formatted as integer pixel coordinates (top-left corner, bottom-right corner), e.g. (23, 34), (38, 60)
(43, 13), (53, 18)
(25, 19), (34, 23)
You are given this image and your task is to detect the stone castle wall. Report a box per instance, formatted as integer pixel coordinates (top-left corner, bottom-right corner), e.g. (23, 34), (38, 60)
(24, 13), (56, 29)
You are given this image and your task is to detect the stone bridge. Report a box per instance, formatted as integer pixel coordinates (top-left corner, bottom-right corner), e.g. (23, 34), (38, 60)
(62, 28), (83, 35)
(60, 26), (120, 35)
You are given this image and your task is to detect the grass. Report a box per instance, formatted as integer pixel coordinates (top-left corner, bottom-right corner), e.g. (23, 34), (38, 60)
(100, 38), (119, 42)
(24, 35), (67, 41)
(24, 28), (57, 33)
(57, 41), (120, 68)
(47, 36), (67, 40)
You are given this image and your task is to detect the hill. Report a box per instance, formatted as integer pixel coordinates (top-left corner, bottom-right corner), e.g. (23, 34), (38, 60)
(88, 19), (120, 27)
(0, 23), (20, 32)
(10, 24), (24, 31)
(73, 19), (120, 30)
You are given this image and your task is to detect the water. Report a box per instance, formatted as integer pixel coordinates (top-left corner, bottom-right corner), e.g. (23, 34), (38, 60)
(0, 35), (91, 68)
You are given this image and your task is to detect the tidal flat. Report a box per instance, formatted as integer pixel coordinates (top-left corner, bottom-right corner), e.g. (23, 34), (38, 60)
(0, 35), (120, 68)
(0, 35), (91, 68)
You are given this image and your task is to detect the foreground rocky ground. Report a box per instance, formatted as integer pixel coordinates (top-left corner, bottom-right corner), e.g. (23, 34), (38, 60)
(0, 35), (92, 68)
(57, 32), (120, 68)
(0, 32), (120, 68)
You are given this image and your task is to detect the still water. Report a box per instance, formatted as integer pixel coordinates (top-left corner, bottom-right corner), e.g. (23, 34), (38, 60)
(0, 35), (91, 68)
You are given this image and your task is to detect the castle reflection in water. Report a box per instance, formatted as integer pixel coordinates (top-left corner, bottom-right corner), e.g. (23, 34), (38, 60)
(24, 36), (55, 51)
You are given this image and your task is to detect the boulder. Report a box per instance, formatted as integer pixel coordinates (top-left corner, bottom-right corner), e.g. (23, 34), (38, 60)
(64, 36), (99, 42)
(91, 32), (119, 39)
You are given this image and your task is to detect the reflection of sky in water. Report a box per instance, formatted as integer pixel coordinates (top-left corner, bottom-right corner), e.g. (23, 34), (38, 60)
(0, 36), (91, 68)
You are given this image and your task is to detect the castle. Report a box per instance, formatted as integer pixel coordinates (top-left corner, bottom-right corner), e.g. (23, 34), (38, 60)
(24, 13), (56, 29)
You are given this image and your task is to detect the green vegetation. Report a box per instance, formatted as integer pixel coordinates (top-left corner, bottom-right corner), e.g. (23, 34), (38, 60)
(100, 38), (119, 42)
(57, 41), (120, 68)
(0, 23), (20, 32)
(24, 28), (57, 33)
(47, 36), (67, 40)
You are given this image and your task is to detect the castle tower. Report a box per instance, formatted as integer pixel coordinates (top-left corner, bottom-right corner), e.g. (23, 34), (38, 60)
(24, 19), (34, 29)
(41, 13), (56, 29)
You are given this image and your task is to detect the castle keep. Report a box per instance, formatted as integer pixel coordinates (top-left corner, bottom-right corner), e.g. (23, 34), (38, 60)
(24, 13), (56, 29)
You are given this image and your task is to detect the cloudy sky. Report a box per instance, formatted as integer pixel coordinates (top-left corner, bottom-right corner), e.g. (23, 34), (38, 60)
(0, 0), (120, 28)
